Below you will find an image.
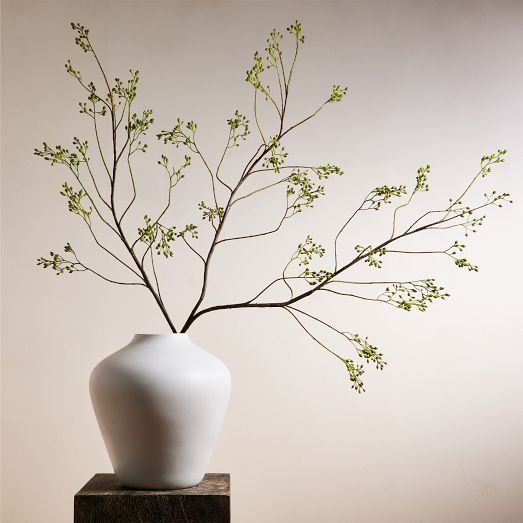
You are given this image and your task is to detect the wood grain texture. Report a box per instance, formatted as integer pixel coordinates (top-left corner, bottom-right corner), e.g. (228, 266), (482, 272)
(74, 473), (230, 523)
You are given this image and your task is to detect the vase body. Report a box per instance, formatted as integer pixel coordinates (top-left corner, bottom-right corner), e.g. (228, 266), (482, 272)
(89, 334), (231, 489)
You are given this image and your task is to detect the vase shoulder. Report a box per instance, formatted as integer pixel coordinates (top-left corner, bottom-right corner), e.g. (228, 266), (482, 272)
(93, 333), (229, 382)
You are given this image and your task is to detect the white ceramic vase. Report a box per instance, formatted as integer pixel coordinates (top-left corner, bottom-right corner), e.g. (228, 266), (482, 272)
(89, 333), (231, 489)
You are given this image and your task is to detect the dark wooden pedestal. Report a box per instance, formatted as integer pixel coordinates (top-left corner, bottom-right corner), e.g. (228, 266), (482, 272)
(74, 473), (230, 523)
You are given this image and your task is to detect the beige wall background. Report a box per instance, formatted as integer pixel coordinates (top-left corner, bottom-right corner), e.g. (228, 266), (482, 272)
(2, 0), (523, 521)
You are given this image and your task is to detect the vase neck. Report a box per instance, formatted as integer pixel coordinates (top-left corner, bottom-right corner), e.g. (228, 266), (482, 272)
(132, 333), (191, 344)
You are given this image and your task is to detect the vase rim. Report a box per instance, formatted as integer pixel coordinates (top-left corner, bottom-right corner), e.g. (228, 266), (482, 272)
(133, 333), (190, 338)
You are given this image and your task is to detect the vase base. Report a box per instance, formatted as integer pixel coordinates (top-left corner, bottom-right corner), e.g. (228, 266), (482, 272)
(118, 479), (203, 491)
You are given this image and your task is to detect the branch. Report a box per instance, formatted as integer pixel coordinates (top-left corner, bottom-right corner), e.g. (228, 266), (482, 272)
(181, 37), (348, 331)
(334, 185), (406, 270)
(118, 147), (137, 225)
(322, 278), (449, 312)
(92, 104), (112, 181)
(247, 275), (309, 303)
(37, 243), (145, 287)
(253, 89), (266, 144)
(181, 236), (205, 264)
(217, 191), (290, 244)
(390, 165), (430, 238)
(182, 195), (503, 330)
(193, 138), (219, 209)
(283, 305), (382, 393)
(215, 128), (234, 193)
(76, 24), (178, 332)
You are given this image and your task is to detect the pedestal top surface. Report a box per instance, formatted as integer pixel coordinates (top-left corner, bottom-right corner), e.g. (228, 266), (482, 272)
(75, 473), (230, 497)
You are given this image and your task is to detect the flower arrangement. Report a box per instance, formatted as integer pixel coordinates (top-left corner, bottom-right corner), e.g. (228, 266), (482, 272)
(36, 21), (511, 392)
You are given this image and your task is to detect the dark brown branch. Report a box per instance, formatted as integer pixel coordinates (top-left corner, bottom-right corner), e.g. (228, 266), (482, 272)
(87, 34), (178, 332)
(69, 248), (144, 287)
(181, 236), (205, 264)
(216, 196), (289, 244)
(320, 288), (390, 303)
(284, 307), (343, 361)
(181, 122), (288, 331)
(248, 275), (308, 303)
(215, 129), (234, 193)
(181, 201), (487, 331)
(92, 107), (112, 181)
